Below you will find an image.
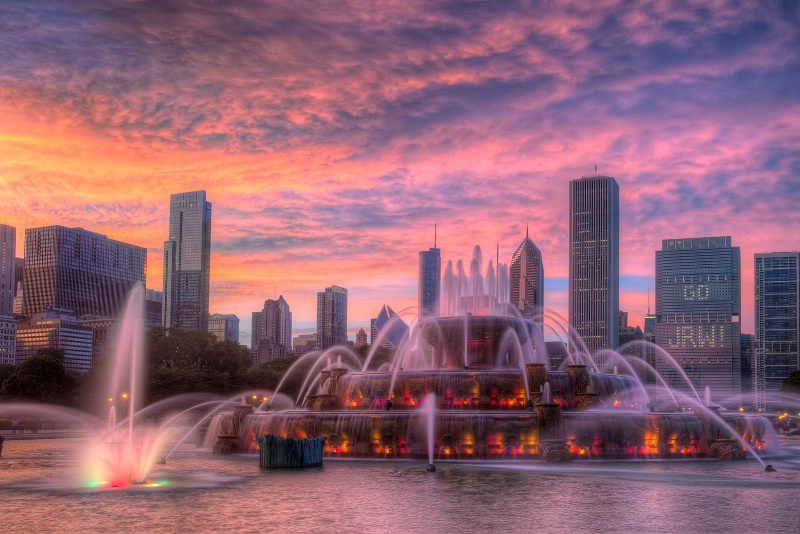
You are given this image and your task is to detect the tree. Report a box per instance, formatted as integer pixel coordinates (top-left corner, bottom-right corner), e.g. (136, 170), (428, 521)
(353, 344), (394, 371)
(0, 364), (16, 387)
(783, 370), (800, 393)
(0, 349), (80, 405)
(244, 355), (310, 398)
(145, 328), (252, 402)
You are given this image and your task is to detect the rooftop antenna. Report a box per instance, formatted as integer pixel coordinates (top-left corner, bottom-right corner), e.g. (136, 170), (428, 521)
(496, 240), (499, 267)
(594, 164), (597, 176)
(647, 286), (650, 315)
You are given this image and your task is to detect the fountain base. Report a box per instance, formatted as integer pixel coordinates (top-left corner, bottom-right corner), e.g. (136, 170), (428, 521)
(213, 435), (240, 455)
(539, 439), (572, 463)
(708, 439), (746, 460)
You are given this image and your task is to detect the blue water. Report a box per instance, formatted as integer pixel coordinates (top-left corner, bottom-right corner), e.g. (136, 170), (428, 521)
(1, 437), (799, 533)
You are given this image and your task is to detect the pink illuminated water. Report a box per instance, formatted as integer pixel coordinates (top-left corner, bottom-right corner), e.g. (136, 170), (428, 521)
(0, 437), (798, 532)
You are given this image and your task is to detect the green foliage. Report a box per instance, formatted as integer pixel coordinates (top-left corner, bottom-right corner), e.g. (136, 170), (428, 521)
(244, 355), (308, 397)
(0, 364), (16, 387)
(783, 370), (800, 393)
(145, 328), (251, 402)
(0, 349), (80, 405)
(353, 344), (395, 371)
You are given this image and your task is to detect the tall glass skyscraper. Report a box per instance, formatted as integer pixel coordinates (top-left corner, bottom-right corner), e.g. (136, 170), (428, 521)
(418, 237), (441, 320)
(755, 252), (799, 391)
(22, 226), (146, 318)
(317, 285), (347, 350)
(509, 227), (544, 323)
(162, 191), (212, 332)
(569, 176), (619, 353)
(656, 236), (741, 396)
(0, 224), (14, 316)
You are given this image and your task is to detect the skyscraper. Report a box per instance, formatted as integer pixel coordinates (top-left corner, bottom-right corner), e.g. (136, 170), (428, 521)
(16, 310), (94, 372)
(370, 304), (408, 349)
(254, 296), (292, 364)
(355, 328), (368, 348)
(0, 224), (14, 316)
(509, 227), (543, 322)
(251, 311), (264, 365)
(419, 232), (441, 320)
(162, 190), (212, 332)
(656, 237), (741, 396)
(22, 226), (146, 318)
(317, 285), (347, 350)
(755, 252), (799, 391)
(209, 313), (240, 343)
(569, 175), (619, 353)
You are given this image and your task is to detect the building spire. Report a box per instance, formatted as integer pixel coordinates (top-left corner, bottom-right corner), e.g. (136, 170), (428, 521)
(647, 286), (650, 315)
(526, 224), (529, 239)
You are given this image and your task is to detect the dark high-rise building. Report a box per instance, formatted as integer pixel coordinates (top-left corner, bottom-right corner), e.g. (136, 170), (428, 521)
(355, 328), (368, 348)
(656, 237), (741, 397)
(0, 224), (15, 316)
(419, 235), (441, 320)
(317, 285), (347, 350)
(0, 315), (16, 365)
(370, 304), (408, 349)
(509, 228), (544, 323)
(755, 252), (800, 392)
(644, 288), (656, 337)
(22, 226), (146, 318)
(251, 311), (264, 365)
(144, 289), (163, 330)
(569, 176), (619, 354)
(253, 296), (292, 364)
(162, 190), (212, 332)
(13, 257), (24, 315)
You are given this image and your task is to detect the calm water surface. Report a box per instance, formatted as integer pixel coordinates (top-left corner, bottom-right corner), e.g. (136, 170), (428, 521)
(1, 437), (798, 533)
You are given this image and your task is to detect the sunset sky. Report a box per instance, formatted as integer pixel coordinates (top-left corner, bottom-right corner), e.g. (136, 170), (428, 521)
(1, 1), (798, 345)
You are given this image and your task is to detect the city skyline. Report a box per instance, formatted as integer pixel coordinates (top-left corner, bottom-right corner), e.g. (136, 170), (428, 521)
(1, 1), (798, 343)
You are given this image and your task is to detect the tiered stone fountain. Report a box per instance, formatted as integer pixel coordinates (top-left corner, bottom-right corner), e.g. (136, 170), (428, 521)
(212, 315), (772, 462)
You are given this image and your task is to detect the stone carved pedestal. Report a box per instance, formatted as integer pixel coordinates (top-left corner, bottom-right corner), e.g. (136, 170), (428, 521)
(303, 395), (318, 410)
(319, 370), (332, 393)
(566, 365), (590, 394)
(525, 363), (547, 404)
(708, 439), (746, 460)
(573, 392), (600, 410)
(315, 394), (339, 411)
(213, 435), (240, 454)
(539, 439), (572, 463)
(535, 401), (570, 461)
(329, 368), (348, 394)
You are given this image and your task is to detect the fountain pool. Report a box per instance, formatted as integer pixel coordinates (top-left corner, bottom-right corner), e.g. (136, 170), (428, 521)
(0, 437), (799, 533)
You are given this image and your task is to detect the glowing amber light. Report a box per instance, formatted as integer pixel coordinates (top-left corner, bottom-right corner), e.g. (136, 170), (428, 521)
(121, 393), (128, 400)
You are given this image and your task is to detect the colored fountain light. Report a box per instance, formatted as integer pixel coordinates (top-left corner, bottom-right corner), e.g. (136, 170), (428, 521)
(208, 246), (778, 464)
(1, 283), (246, 490)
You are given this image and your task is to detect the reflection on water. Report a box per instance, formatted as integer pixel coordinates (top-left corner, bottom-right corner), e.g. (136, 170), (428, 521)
(1, 437), (799, 533)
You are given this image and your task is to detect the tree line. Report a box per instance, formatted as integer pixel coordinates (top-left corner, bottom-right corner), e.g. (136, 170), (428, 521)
(0, 328), (395, 414)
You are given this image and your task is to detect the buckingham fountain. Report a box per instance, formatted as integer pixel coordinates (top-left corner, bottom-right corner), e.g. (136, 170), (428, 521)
(209, 246), (775, 464)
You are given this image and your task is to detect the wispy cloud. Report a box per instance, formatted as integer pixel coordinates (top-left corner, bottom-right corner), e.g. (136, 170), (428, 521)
(1, 0), (798, 342)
